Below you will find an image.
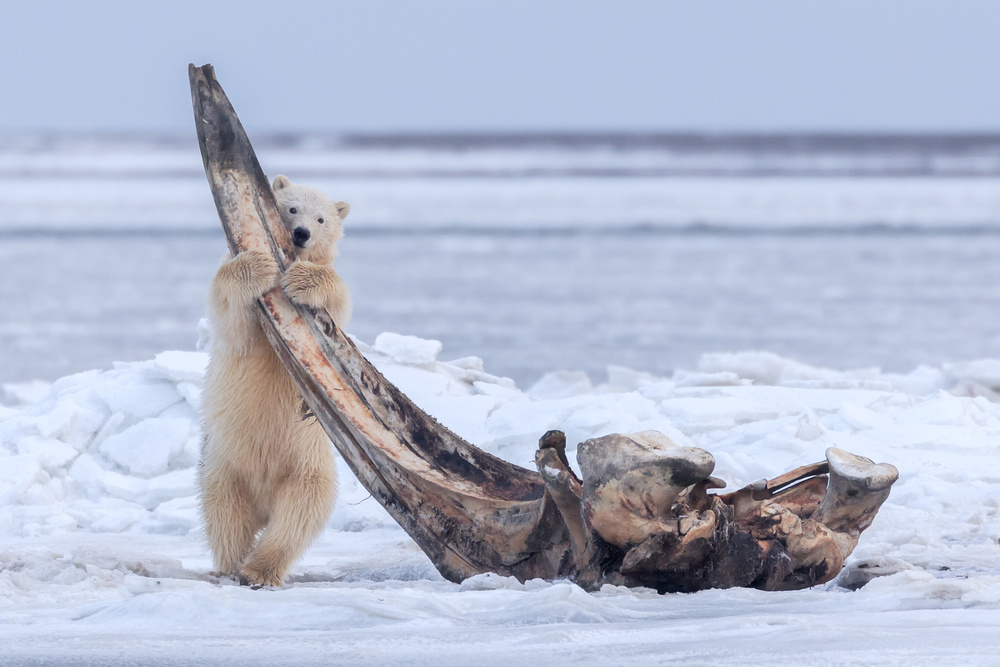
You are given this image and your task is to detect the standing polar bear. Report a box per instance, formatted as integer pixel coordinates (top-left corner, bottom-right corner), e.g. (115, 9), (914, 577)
(199, 175), (351, 587)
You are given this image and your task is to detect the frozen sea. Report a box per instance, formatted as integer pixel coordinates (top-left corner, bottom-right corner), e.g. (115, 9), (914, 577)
(3, 132), (1000, 387)
(2, 134), (1000, 665)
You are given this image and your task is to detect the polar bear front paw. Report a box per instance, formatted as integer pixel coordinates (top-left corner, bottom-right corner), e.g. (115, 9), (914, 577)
(281, 261), (336, 309)
(222, 249), (280, 301)
(237, 249), (281, 294)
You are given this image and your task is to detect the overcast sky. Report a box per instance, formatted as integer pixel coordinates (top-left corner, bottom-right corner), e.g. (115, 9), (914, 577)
(2, 1), (1000, 133)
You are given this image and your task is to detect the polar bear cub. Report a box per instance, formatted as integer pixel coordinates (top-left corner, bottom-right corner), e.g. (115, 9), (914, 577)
(198, 175), (351, 587)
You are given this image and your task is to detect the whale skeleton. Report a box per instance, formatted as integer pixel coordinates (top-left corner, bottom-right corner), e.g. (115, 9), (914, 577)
(189, 64), (898, 592)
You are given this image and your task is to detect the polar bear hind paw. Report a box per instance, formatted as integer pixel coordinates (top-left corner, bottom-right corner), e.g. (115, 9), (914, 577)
(241, 561), (286, 588)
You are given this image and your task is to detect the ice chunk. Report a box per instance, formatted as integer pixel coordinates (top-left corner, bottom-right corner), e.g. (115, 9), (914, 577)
(153, 350), (209, 384)
(1, 380), (52, 407)
(378, 365), (454, 399)
(461, 369), (516, 390)
(483, 399), (578, 453)
(436, 361), (517, 392)
(93, 377), (182, 420)
(698, 351), (879, 386)
(372, 332), (442, 365)
(89, 498), (148, 533)
(673, 370), (748, 388)
(176, 382), (203, 413)
(27, 399), (105, 445)
(781, 379), (896, 391)
(660, 396), (781, 433)
(59, 404), (108, 450)
(459, 572), (526, 591)
(153, 495), (200, 532)
(562, 405), (617, 434)
(90, 411), (125, 452)
(527, 371), (593, 399)
(838, 557), (920, 590)
(0, 453), (45, 504)
(472, 381), (524, 401)
(69, 455), (146, 502)
(883, 365), (949, 396)
(417, 395), (500, 444)
(640, 380), (675, 402)
(795, 414), (825, 441)
(98, 417), (191, 478)
(895, 391), (968, 426)
(446, 356), (485, 372)
(945, 359), (1000, 400)
(839, 402), (894, 430)
(158, 401), (198, 421)
(178, 433), (202, 469)
(604, 365), (655, 392)
(946, 358), (1000, 387)
(137, 468), (197, 510)
(346, 333), (371, 353)
(15, 435), (78, 470)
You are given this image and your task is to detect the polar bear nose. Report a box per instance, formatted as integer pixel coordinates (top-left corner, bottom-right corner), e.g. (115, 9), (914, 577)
(292, 227), (310, 246)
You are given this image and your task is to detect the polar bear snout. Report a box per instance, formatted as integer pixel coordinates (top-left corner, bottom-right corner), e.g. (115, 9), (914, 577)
(292, 226), (311, 247)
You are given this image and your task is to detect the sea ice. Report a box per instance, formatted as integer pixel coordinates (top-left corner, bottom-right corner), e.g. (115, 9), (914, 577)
(98, 417), (191, 478)
(0, 333), (999, 663)
(372, 332), (443, 365)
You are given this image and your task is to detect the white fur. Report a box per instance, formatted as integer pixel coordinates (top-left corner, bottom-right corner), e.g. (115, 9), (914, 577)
(198, 175), (351, 587)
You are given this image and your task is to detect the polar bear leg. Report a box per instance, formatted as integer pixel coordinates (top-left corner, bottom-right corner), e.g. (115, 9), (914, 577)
(201, 471), (258, 576)
(241, 465), (337, 587)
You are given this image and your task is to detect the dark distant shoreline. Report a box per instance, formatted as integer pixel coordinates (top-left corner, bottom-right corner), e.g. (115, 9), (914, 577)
(5, 131), (1000, 178)
(5, 130), (1000, 149)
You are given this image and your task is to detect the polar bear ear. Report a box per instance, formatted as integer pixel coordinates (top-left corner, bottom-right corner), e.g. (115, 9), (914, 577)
(272, 174), (291, 191)
(334, 201), (350, 220)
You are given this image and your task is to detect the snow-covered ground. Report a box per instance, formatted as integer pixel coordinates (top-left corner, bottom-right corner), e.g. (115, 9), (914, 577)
(2, 331), (999, 664)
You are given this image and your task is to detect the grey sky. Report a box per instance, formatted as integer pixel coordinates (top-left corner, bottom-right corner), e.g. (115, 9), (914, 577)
(2, 1), (1000, 133)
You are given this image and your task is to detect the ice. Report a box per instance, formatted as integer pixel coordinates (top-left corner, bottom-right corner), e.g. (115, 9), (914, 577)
(7, 149), (1000, 232)
(93, 375), (182, 420)
(372, 332), (442, 365)
(1, 333), (1000, 662)
(152, 350), (208, 384)
(0, 453), (46, 504)
(445, 355), (486, 372)
(698, 350), (882, 385)
(15, 435), (77, 470)
(0, 380), (51, 407)
(98, 418), (191, 478)
(527, 370), (594, 399)
(673, 369), (749, 388)
(604, 365), (655, 392)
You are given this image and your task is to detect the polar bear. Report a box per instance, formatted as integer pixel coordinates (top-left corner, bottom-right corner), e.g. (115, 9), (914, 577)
(198, 175), (351, 586)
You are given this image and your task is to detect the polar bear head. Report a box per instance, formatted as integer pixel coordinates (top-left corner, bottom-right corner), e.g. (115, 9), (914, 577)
(272, 175), (350, 264)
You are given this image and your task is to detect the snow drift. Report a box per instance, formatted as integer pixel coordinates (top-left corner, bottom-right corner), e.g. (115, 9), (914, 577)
(1, 331), (999, 663)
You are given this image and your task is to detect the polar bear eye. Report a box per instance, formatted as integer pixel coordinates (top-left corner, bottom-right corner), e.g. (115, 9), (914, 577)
(317, 218), (324, 224)
(289, 207), (297, 214)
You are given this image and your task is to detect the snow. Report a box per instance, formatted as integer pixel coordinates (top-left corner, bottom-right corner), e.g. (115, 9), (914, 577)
(372, 332), (443, 366)
(1, 333), (999, 663)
